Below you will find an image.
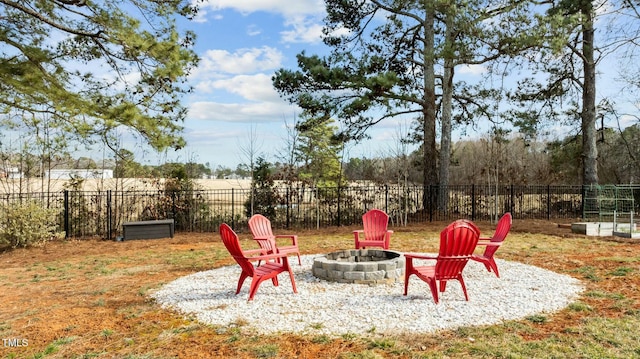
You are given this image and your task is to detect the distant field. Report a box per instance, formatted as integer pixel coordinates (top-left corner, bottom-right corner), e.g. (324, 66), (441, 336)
(0, 178), (253, 193)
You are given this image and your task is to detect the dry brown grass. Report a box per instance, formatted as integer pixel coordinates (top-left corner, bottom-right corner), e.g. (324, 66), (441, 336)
(1, 219), (639, 358)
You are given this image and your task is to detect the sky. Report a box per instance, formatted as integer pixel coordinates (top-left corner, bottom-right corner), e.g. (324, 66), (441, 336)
(113, 0), (637, 170)
(134, 0), (424, 170)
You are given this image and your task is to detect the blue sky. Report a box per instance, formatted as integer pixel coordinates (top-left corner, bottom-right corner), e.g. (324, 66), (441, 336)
(125, 0), (636, 171)
(0, 1), (633, 174)
(139, 0), (425, 170)
(152, 1), (328, 168)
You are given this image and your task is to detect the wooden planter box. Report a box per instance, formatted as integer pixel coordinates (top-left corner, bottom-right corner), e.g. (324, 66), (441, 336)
(122, 219), (175, 240)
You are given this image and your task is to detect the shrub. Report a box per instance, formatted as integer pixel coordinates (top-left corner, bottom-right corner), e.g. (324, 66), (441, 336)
(0, 201), (65, 248)
(244, 157), (280, 219)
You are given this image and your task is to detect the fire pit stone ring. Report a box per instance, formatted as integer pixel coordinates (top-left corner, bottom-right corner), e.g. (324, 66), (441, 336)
(312, 249), (405, 285)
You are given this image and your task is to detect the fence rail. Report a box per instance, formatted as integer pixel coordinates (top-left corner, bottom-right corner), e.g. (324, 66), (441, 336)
(1, 184), (639, 239)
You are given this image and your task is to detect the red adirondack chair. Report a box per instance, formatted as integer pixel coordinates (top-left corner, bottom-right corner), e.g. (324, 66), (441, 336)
(354, 209), (393, 250)
(219, 223), (298, 301)
(471, 212), (512, 278)
(248, 214), (301, 265)
(403, 220), (480, 304)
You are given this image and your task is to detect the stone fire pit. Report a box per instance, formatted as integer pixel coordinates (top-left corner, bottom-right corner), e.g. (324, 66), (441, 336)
(312, 249), (405, 285)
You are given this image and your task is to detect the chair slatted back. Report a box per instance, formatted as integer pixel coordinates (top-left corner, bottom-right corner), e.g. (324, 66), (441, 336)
(220, 223), (255, 276)
(483, 213), (512, 258)
(248, 214), (277, 252)
(248, 214), (274, 238)
(435, 221), (480, 280)
(362, 209), (389, 241)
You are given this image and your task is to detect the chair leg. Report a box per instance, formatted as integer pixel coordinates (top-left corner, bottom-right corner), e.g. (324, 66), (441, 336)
(248, 276), (268, 301)
(287, 268), (298, 293)
(459, 277), (469, 301)
(439, 280), (447, 293)
(248, 281), (259, 301)
(428, 278), (439, 304)
(236, 272), (249, 294)
(403, 260), (413, 295)
(489, 259), (500, 278)
(403, 274), (410, 295)
(483, 263), (491, 272)
(477, 256), (499, 277)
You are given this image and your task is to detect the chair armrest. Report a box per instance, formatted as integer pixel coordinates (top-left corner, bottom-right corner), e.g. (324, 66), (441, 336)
(242, 248), (270, 263)
(404, 253), (437, 260)
(252, 237), (275, 250)
(243, 248), (267, 255)
(475, 242), (502, 247)
(275, 245), (299, 254)
(246, 251), (292, 262)
(275, 234), (298, 247)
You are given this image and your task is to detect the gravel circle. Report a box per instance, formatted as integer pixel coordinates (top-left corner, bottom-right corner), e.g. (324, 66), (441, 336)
(151, 254), (583, 336)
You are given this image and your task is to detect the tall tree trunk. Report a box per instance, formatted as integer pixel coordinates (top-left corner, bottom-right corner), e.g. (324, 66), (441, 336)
(439, 9), (455, 211)
(422, 5), (438, 211)
(439, 64), (453, 211)
(581, 2), (598, 185)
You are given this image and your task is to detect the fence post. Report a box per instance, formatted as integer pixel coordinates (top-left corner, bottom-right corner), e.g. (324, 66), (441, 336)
(428, 185), (433, 222)
(337, 185), (341, 227)
(107, 190), (112, 240)
(286, 187), (290, 229)
(581, 185), (586, 220)
(316, 187), (320, 229)
(471, 184), (476, 221)
(63, 190), (70, 238)
(510, 185), (515, 217)
(547, 185), (551, 220)
(231, 188), (235, 229)
(416, 186), (420, 221)
(171, 190), (177, 223)
(385, 184), (389, 213)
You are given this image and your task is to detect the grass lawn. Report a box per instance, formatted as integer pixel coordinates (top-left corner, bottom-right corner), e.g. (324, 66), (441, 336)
(1, 219), (639, 358)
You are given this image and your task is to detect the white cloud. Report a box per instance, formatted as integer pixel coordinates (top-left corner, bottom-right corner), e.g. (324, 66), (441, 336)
(182, 127), (242, 144)
(458, 64), (486, 76)
(199, 0), (326, 44)
(191, 46), (284, 79)
(247, 24), (262, 36)
(281, 15), (325, 43)
(618, 114), (637, 128)
(209, 74), (281, 102)
(192, 9), (209, 23)
(199, 0), (324, 17)
(188, 100), (295, 123)
(188, 52), (291, 124)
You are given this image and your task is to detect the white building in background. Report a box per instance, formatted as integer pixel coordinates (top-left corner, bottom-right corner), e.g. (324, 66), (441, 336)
(45, 169), (114, 180)
(0, 167), (23, 179)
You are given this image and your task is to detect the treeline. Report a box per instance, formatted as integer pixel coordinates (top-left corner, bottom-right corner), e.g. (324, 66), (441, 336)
(341, 125), (640, 185)
(449, 125), (640, 185)
(3, 124), (638, 186)
(196, 124), (640, 185)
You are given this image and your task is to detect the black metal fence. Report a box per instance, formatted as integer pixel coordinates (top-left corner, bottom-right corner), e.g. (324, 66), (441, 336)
(1, 184), (639, 239)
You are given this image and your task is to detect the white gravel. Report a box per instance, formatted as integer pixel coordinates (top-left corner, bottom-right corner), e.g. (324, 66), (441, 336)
(150, 254), (583, 336)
